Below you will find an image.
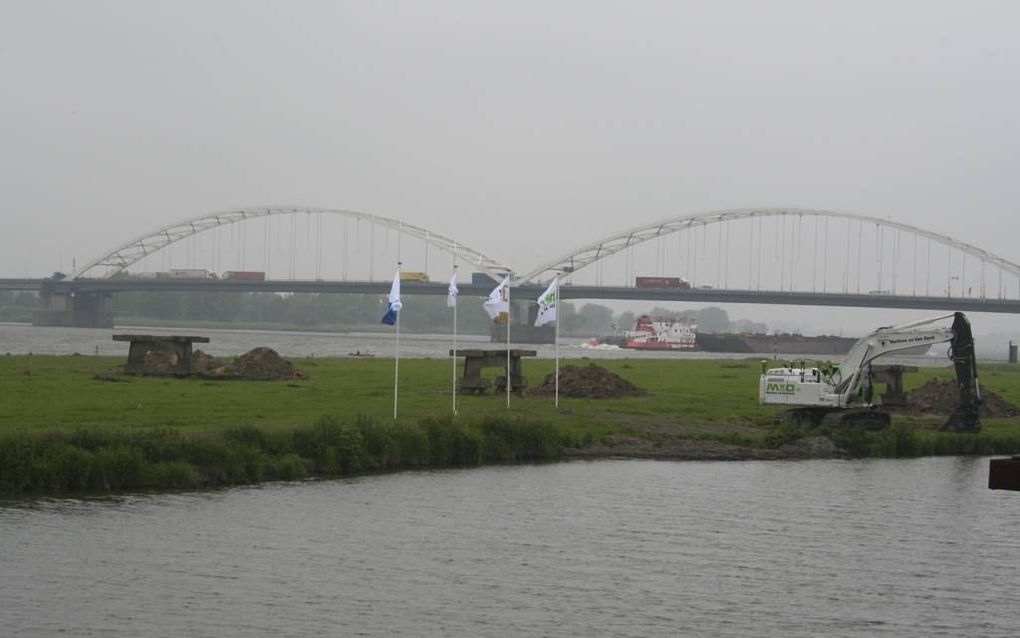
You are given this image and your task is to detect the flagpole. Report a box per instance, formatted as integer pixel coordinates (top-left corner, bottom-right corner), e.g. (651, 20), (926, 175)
(452, 263), (458, 416)
(394, 263), (401, 420)
(506, 272), (511, 409)
(554, 278), (560, 408)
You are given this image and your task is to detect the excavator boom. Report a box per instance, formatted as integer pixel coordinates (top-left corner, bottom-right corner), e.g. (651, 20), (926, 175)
(944, 313), (981, 432)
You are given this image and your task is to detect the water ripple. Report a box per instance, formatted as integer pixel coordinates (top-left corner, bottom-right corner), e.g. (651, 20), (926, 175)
(2, 458), (1018, 637)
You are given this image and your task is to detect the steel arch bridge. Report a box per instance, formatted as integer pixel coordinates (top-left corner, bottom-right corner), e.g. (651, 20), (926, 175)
(518, 207), (1020, 294)
(72, 206), (511, 280)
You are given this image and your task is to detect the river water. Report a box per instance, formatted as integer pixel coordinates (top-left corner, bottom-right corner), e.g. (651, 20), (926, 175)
(1, 457), (1017, 637)
(0, 322), (748, 360)
(0, 323), (950, 366)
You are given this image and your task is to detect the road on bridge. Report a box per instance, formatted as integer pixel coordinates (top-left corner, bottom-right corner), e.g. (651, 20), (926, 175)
(4, 277), (1019, 315)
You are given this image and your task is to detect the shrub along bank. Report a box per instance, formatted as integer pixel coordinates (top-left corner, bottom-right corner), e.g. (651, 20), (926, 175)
(5, 414), (1020, 496)
(0, 415), (569, 494)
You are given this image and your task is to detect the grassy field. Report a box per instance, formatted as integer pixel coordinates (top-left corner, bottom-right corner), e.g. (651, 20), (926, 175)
(1, 355), (783, 437)
(3, 354), (1020, 494)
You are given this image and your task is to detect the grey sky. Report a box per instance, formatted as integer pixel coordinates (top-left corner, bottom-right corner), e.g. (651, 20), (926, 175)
(2, 1), (1018, 335)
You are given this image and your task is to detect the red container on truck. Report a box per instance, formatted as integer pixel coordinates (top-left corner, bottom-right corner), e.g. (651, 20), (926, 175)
(223, 271), (266, 281)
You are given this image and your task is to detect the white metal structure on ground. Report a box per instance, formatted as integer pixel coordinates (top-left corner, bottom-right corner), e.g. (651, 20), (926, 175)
(73, 207), (511, 279)
(518, 208), (1020, 285)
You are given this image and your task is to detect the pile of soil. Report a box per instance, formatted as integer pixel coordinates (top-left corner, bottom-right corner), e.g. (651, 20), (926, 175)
(533, 364), (646, 399)
(905, 379), (1018, 418)
(192, 349), (231, 376)
(228, 347), (305, 380)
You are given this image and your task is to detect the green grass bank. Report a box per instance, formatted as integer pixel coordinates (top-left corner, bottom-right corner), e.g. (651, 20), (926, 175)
(3, 355), (1020, 495)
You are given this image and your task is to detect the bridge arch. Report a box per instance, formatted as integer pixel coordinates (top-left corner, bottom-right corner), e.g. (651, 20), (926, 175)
(73, 206), (511, 279)
(518, 208), (1020, 288)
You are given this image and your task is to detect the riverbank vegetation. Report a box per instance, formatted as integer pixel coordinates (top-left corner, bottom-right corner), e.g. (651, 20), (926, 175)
(2, 355), (1020, 494)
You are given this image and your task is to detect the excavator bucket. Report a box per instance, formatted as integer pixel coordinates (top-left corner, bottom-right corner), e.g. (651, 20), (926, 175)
(944, 407), (981, 433)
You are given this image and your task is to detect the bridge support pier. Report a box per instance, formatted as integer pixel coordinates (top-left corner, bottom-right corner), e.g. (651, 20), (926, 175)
(33, 288), (114, 328)
(489, 301), (555, 344)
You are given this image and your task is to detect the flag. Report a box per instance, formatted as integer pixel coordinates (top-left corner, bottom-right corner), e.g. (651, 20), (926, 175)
(381, 270), (403, 325)
(534, 277), (558, 327)
(447, 271), (459, 308)
(482, 276), (509, 324)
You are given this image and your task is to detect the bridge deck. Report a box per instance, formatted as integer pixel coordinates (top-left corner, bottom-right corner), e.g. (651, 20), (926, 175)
(5, 278), (1020, 314)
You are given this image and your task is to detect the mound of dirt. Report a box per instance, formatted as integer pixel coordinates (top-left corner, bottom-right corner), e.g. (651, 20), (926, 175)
(192, 349), (230, 375)
(228, 347), (305, 380)
(533, 364), (646, 399)
(905, 379), (1018, 418)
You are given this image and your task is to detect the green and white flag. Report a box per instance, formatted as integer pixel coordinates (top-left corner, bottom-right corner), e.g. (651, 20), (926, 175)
(534, 277), (558, 327)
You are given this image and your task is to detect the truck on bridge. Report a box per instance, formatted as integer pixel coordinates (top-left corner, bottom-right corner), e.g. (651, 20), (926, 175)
(222, 271), (266, 281)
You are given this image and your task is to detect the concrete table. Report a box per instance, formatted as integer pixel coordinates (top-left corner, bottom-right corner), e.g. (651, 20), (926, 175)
(450, 349), (537, 396)
(872, 364), (919, 407)
(113, 334), (210, 376)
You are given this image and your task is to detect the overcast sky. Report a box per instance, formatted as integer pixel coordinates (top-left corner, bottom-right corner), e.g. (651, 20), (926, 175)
(2, 1), (1018, 336)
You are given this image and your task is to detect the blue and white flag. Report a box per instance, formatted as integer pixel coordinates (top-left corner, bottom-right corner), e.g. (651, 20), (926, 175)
(381, 270), (403, 325)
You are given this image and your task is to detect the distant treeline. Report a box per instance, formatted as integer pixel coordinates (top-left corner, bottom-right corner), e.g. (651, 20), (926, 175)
(0, 291), (36, 322)
(1, 289), (767, 335)
(110, 291), (767, 335)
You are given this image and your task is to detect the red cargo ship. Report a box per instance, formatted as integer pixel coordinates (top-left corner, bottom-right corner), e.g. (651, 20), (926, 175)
(596, 315), (698, 350)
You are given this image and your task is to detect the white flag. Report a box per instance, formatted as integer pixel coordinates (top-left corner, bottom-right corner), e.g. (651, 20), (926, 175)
(534, 277), (558, 327)
(447, 271), (459, 308)
(381, 270), (402, 325)
(482, 276), (509, 324)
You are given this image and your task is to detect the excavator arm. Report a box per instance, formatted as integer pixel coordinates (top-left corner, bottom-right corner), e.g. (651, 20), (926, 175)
(833, 312), (981, 431)
(761, 312), (982, 432)
(945, 312), (982, 432)
(831, 314), (957, 403)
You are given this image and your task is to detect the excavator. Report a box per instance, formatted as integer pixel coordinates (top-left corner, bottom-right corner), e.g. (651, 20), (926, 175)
(758, 312), (981, 431)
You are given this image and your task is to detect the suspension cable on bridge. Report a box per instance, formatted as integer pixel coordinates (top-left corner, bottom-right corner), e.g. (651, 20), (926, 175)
(369, 218), (375, 281)
(242, 216), (248, 270)
(947, 245), (952, 297)
(686, 226), (692, 283)
(893, 227), (900, 294)
(264, 216), (271, 278)
(912, 233), (917, 296)
(315, 212), (324, 280)
(747, 217), (754, 291)
(812, 215), (818, 292)
(926, 238), (931, 296)
(823, 216), (828, 293)
(678, 228), (684, 282)
(782, 215), (788, 290)
(962, 252), (967, 297)
(692, 225), (698, 287)
(793, 213), (802, 291)
(842, 218), (849, 293)
(880, 223), (886, 293)
(756, 216), (763, 290)
(716, 222), (722, 288)
(856, 219), (863, 294)
(724, 220), (730, 288)
(342, 217), (349, 281)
